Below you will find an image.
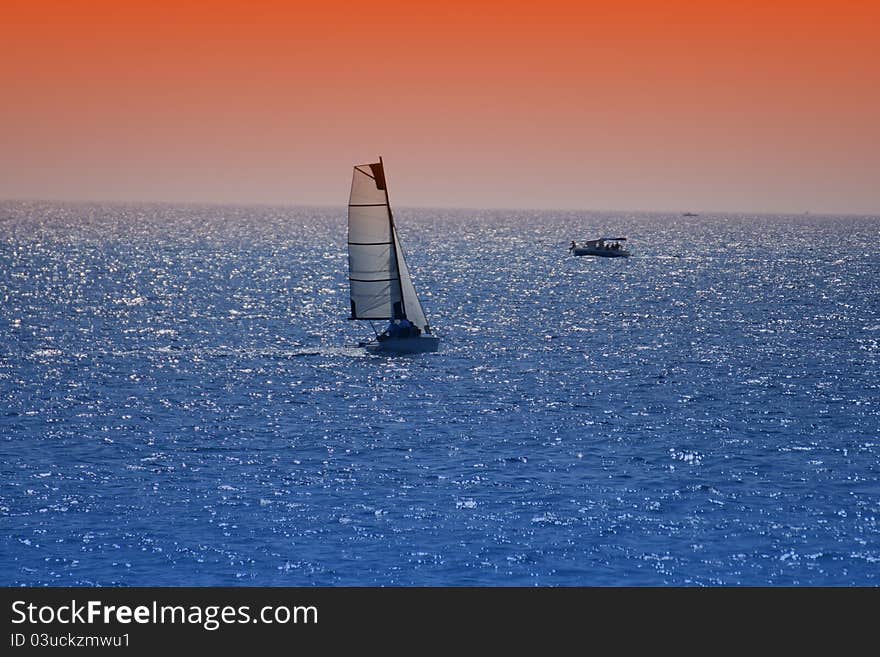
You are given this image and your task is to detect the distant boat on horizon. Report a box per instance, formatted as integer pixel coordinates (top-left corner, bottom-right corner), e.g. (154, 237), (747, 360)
(682, 212), (699, 217)
(346, 157), (439, 354)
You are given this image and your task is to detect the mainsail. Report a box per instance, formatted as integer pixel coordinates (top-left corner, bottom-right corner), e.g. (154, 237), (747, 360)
(347, 158), (430, 333)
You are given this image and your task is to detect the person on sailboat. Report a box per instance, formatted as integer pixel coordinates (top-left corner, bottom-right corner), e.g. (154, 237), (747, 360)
(378, 317), (414, 341)
(395, 318), (414, 338)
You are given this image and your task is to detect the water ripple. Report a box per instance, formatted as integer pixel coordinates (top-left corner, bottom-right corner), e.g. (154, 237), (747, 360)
(1, 202), (878, 585)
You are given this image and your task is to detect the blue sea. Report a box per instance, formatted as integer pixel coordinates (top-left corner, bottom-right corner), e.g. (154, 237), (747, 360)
(1, 201), (878, 586)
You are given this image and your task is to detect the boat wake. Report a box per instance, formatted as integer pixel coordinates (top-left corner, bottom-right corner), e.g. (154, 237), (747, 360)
(282, 346), (368, 358)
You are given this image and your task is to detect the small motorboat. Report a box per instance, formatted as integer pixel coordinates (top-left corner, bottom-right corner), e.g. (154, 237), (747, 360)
(569, 237), (630, 258)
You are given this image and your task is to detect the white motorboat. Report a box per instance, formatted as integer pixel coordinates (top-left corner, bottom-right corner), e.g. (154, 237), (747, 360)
(569, 237), (630, 258)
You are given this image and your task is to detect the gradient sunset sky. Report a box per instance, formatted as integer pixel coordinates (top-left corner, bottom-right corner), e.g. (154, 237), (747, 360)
(3, 0), (878, 213)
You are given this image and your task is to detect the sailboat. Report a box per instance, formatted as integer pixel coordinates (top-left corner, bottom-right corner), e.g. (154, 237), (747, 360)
(347, 157), (440, 353)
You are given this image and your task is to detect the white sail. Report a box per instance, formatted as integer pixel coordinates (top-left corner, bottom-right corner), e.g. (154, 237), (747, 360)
(347, 159), (431, 333)
(393, 228), (429, 332)
(347, 162), (401, 320)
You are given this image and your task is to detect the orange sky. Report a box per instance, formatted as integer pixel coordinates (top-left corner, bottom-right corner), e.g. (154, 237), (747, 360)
(2, 0), (878, 213)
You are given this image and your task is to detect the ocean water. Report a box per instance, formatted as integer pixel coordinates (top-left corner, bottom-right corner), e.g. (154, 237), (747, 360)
(1, 201), (878, 586)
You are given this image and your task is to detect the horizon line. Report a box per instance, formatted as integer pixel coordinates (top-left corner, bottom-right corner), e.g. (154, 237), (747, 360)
(0, 196), (877, 219)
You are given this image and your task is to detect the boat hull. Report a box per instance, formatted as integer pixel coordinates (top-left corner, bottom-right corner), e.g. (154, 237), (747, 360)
(364, 335), (440, 354)
(571, 248), (630, 257)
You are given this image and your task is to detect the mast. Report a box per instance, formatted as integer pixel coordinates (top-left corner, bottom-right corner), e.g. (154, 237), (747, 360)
(380, 156), (407, 321)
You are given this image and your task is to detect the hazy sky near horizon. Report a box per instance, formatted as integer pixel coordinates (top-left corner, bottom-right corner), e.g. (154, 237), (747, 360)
(2, 0), (878, 214)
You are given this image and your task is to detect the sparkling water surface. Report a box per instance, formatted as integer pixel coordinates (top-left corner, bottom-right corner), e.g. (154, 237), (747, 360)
(1, 201), (878, 586)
